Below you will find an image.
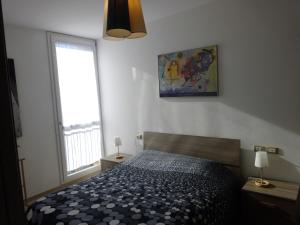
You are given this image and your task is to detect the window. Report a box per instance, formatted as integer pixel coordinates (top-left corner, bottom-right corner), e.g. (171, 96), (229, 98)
(48, 33), (103, 181)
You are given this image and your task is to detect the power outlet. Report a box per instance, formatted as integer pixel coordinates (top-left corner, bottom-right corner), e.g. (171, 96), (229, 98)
(254, 145), (265, 152)
(265, 146), (279, 154)
(254, 145), (279, 154)
(136, 133), (143, 140)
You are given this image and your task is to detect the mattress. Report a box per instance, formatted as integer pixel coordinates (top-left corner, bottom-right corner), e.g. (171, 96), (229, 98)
(27, 150), (240, 225)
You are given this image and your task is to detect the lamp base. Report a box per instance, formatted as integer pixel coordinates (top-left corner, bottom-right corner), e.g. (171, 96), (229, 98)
(115, 154), (124, 160)
(255, 179), (270, 188)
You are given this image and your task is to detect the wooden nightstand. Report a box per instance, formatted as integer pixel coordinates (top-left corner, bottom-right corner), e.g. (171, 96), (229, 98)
(100, 153), (132, 171)
(241, 178), (300, 225)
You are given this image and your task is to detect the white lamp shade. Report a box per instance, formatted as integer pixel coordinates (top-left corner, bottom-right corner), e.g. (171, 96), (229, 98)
(114, 136), (122, 147)
(255, 151), (269, 168)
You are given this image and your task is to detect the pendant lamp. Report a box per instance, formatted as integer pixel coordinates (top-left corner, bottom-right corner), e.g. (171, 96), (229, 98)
(103, 0), (147, 40)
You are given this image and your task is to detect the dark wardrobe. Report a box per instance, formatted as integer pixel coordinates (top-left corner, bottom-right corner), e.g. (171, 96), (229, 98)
(0, 0), (26, 224)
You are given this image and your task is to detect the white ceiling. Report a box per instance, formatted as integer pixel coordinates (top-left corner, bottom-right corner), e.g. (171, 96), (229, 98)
(2, 0), (212, 39)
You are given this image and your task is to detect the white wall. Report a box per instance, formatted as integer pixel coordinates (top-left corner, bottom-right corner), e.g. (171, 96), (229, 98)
(98, 0), (300, 183)
(5, 25), (61, 197)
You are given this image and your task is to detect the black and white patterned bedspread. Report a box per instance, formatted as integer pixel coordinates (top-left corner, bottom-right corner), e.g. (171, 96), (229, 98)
(27, 150), (240, 225)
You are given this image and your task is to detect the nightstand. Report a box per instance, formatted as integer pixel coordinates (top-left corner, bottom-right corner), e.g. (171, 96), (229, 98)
(100, 153), (132, 171)
(241, 178), (300, 225)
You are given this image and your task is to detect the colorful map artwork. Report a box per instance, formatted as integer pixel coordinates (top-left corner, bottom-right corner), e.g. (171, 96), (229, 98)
(158, 46), (218, 97)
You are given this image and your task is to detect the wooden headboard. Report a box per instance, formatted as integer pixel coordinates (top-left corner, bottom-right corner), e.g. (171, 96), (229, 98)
(143, 131), (241, 173)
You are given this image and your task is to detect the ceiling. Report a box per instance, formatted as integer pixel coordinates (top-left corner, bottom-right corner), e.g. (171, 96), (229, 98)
(2, 0), (211, 39)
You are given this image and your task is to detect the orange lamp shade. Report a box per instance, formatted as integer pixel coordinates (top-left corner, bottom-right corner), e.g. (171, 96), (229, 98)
(128, 0), (147, 39)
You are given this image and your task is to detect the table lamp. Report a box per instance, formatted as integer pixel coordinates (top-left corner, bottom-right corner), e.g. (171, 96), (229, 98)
(114, 136), (123, 159)
(255, 151), (270, 187)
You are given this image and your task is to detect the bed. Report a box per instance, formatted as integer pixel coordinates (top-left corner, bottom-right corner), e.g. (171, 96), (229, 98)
(27, 132), (241, 225)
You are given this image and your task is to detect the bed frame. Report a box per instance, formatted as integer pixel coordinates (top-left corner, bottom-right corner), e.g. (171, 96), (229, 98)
(143, 131), (241, 174)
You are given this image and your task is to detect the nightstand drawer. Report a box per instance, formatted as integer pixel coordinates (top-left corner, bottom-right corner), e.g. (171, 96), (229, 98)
(100, 153), (132, 171)
(242, 192), (298, 225)
(100, 160), (119, 171)
(242, 178), (300, 225)
(247, 192), (296, 211)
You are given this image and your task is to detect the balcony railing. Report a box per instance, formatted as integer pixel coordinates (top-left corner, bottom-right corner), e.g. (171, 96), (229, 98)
(63, 121), (101, 175)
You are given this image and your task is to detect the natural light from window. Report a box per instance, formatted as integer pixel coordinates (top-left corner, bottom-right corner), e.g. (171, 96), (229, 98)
(55, 42), (101, 175)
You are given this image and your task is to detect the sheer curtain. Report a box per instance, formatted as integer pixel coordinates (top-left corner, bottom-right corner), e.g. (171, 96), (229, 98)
(55, 41), (102, 174)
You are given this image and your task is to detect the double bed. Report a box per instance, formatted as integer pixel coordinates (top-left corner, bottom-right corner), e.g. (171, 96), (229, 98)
(27, 132), (241, 225)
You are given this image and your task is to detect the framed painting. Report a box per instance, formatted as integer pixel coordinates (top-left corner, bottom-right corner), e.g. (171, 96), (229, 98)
(158, 45), (218, 97)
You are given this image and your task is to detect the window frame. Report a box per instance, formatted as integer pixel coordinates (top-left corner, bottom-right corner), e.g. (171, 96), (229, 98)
(47, 32), (104, 183)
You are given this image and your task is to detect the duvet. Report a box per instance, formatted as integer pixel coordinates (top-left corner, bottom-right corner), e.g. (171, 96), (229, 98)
(27, 150), (240, 225)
